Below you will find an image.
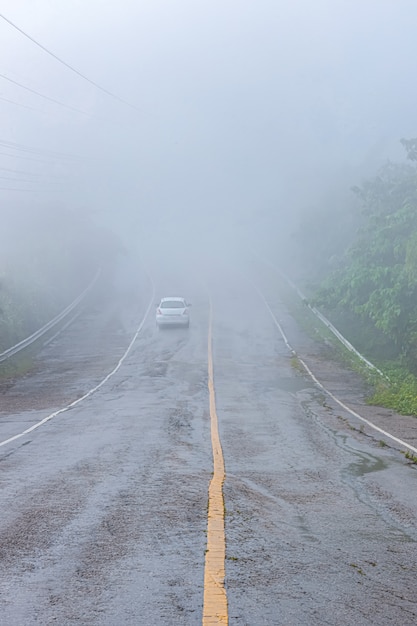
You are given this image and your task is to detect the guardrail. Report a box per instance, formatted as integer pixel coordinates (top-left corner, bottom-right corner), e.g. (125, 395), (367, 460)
(259, 256), (387, 379)
(0, 269), (101, 363)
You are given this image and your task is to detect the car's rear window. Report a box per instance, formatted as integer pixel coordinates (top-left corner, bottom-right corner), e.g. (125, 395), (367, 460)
(160, 300), (185, 309)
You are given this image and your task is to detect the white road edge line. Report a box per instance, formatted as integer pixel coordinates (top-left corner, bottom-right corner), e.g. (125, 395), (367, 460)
(257, 287), (417, 457)
(258, 255), (386, 378)
(0, 284), (155, 449)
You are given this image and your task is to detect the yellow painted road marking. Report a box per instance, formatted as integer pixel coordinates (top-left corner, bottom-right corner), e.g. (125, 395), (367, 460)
(203, 304), (228, 625)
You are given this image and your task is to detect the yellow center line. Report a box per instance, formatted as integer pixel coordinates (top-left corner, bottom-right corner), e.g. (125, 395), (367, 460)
(203, 302), (228, 625)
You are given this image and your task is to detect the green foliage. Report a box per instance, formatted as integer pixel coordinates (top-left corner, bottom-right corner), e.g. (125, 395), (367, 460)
(400, 137), (417, 161)
(368, 362), (417, 415)
(404, 450), (417, 463)
(314, 143), (417, 373)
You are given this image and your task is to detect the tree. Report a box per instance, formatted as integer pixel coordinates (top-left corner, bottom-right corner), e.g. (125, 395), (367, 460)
(314, 142), (417, 371)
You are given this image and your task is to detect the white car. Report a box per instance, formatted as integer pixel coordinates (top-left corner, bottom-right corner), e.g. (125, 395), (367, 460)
(156, 297), (190, 328)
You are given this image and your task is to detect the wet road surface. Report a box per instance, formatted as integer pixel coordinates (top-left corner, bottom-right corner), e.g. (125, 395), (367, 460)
(0, 261), (416, 625)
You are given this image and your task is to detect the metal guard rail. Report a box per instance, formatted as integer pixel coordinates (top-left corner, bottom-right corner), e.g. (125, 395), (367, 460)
(258, 256), (387, 380)
(0, 268), (101, 363)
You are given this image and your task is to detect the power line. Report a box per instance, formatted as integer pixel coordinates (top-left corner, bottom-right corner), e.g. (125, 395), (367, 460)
(0, 176), (63, 183)
(0, 139), (82, 160)
(0, 94), (41, 112)
(0, 142), (103, 165)
(0, 151), (56, 163)
(0, 13), (140, 112)
(0, 167), (65, 181)
(0, 176), (31, 180)
(0, 186), (65, 192)
(0, 72), (91, 115)
(0, 167), (41, 175)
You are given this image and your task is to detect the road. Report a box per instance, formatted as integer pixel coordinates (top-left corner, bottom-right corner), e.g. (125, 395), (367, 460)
(0, 259), (416, 625)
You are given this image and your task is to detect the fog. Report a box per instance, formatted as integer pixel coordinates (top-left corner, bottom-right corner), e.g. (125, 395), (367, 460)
(1, 0), (417, 276)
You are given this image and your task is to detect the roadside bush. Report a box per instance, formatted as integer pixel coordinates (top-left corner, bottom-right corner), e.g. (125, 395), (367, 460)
(368, 363), (417, 416)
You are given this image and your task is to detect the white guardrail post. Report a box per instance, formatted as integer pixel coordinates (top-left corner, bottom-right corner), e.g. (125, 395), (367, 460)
(0, 269), (101, 363)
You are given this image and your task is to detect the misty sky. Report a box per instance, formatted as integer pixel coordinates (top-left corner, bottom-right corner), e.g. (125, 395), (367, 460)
(1, 0), (417, 253)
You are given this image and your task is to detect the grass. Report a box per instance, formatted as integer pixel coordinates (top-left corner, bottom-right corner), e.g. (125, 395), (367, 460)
(278, 278), (417, 417)
(350, 563), (365, 575)
(404, 450), (417, 464)
(0, 313), (74, 382)
(366, 363), (417, 416)
(290, 355), (304, 373)
(0, 353), (35, 380)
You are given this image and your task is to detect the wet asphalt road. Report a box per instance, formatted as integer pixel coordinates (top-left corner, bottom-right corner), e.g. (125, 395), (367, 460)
(0, 261), (416, 625)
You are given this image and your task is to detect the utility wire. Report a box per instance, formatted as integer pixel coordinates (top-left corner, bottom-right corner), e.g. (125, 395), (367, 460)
(0, 139), (82, 160)
(0, 186), (65, 192)
(0, 166), (41, 175)
(0, 167), (65, 181)
(0, 94), (41, 112)
(0, 176), (63, 183)
(0, 13), (140, 112)
(0, 151), (56, 163)
(0, 72), (90, 115)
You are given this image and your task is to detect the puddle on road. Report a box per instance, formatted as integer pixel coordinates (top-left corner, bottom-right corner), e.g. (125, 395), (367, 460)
(296, 387), (417, 543)
(345, 450), (388, 477)
(301, 393), (390, 479)
(273, 375), (316, 394)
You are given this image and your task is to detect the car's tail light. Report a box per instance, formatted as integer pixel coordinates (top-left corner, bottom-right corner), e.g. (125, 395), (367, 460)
(157, 308), (162, 315)
(182, 309), (188, 315)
